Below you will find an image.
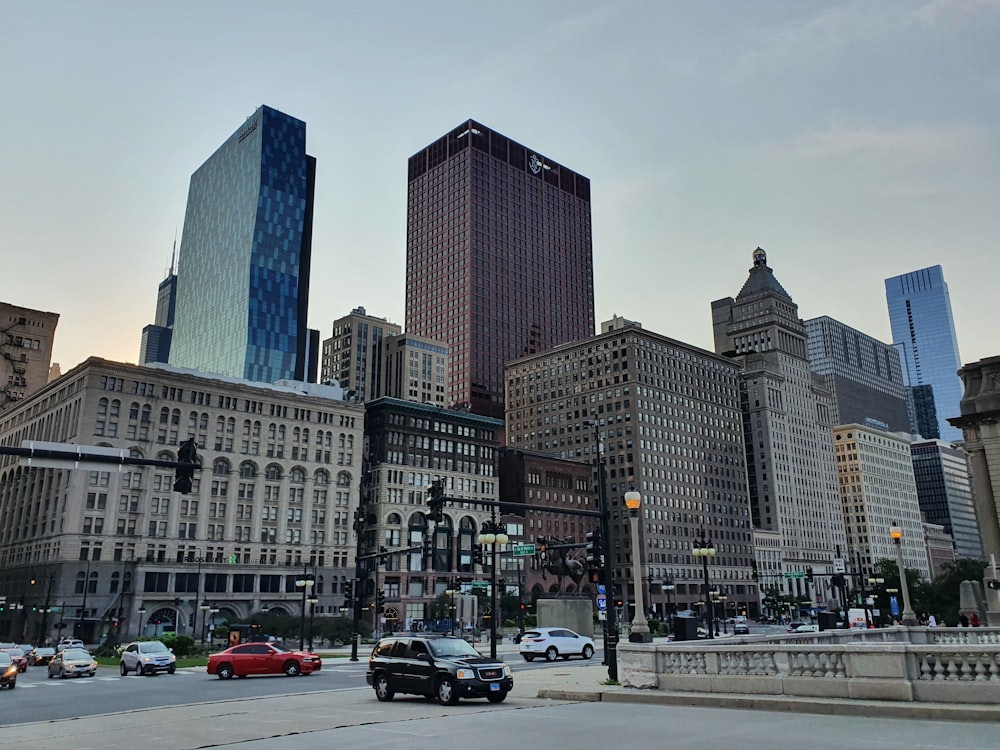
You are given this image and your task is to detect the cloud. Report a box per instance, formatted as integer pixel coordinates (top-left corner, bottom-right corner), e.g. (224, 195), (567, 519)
(909, 0), (1000, 27)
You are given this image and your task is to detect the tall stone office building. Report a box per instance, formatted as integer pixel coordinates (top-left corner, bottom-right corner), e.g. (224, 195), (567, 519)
(0, 358), (363, 644)
(405, 120), (595, 419)
(505, 316), (758, 619)
(170, 105), (318, 384)
(320, 307), (401, 401)
(1, 301), (59, 412)
(885, 265), (964, 442)
(805, 316), (909, 432)
(382, 333), (449, 407)
(712, 249), (848, 607)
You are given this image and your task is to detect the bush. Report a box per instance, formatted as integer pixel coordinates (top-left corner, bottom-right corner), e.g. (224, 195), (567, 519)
(154, 632), (196, 657)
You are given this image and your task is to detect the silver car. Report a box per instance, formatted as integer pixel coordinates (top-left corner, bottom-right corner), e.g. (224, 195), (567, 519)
(120, 640), (176, 676)
(519, 627), (595, 662)
(48, 648), (97, 678)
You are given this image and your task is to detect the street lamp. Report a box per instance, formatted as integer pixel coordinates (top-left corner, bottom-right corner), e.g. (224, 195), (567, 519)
(586, 418), (619, 681)
(444, 581), (459, 636)
(306, 596), (318, 650)
(714, 593), (729, 634)
(209, 606), (219, 646)
(692, 529), (717, 639)
(889, 524), (918, 625)
(137, 605), (147, 637)
(624, 485), (651, 642)
(663, 577), (675, 635)
(199, 603), (211, 644)
(296, 566), (315, 648)
(77, 558), (92, 642)
(478, 515), (508, 660)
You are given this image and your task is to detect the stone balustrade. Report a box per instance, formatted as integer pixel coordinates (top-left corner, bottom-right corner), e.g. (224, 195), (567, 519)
(617, 627), (1000, 704)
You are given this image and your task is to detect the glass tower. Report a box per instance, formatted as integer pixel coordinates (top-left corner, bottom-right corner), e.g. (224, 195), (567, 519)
(884, 265), (963, 442)
(170, 105), (316, 383)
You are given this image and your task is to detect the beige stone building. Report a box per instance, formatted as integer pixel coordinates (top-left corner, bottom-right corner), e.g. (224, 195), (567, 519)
(1, 301), (59, 412)
(320, 307), (400, 401)
(0, 357), (364, 644)
(382, 333), (449, 406)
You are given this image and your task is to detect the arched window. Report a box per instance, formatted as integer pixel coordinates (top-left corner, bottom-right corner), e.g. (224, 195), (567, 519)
(159, 406), (170, 424)
(386, 513), (402, 525)
(265, 464), (282, 481)
(290, 466), (306, 484)
(314, 469), (329, 485)
(336, 471), (351, 488)
(239, 461), (257, 479)
(213, 458), (231, 476)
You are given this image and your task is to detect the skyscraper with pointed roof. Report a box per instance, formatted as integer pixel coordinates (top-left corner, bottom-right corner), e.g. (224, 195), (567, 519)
(712, 248), (848, 608)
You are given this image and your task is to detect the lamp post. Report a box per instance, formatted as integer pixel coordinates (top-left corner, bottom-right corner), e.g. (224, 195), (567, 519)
(889, 524), (918, 625)
(624, 485), (651, 642)
(137, 605), (147, 638)
(586, 418), (619, 681)
(663, 577), (675, 635)
(199, 603), (211, 644)
(37, 574), (54, 644)
(445, 581), (459, 636)
(692, 529), (716, 639)
(867, 576), (885, 626)
(77, 558), (92, 642)
(478, 514), (508, 660)
(306, 596), (318, 650)
(209, 605), (219, 646)
(296, 564), (315, 649)
(715, 593), (729, 634)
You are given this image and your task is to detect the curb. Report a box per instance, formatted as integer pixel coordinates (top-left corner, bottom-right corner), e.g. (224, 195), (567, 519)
(536, 687), (1000, 722)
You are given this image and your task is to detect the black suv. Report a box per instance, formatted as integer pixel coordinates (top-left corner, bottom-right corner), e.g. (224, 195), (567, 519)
(366, 634), (513, 705)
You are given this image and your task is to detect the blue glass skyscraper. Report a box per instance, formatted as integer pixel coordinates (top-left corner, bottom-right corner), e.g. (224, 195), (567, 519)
(884, 265), (963, 442)
(170, 105), (316, 383)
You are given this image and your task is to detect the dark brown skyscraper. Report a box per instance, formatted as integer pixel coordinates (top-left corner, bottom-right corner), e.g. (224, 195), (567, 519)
(406, 119), (595, 419)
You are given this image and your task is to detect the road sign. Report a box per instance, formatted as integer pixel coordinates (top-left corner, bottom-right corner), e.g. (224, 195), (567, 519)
(833, 558), (846, 574)
(470, 580), (488, 589)
(784, 572), (805, 579)
(511, 544), (536, 557)
(596, 594), (607, 612)
(597, 584), (606, 595)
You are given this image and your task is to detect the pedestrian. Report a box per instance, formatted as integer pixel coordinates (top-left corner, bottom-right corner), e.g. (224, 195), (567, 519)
(959, 613), (970, 627)
(970, 612), (981, 627)
(927, 613), (938, 628)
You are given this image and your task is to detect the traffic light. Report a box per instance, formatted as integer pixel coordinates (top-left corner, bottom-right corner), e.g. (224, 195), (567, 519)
(378, 546), (389, 565)
(585, 529), (604, 570)
(422, 536), (433, 559)
(376, 590), (386, 610)
(806, 567), (814, 583)
(425, 479), (445, 523)
(344, 579), (355, 608)
(473, 545), (484, 565)
(173, 438), (198, 494)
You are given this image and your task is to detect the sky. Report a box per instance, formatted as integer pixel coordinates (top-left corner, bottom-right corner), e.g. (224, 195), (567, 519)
(3, 0), (998, 375)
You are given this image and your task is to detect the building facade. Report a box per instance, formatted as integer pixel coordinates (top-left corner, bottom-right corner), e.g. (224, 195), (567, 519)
(505, 316), (757, 619)
(923, 521), (957, 580)
(712, 249), (848, 608)
(405, 119), (595, 419)
(320, 307), (400, 401)
(911, 439), (981, 560)
(170, 105), (317, 384)
(832, 424), (930, 581)
(360, 398), (504, 631)
(139, 249), (178, 365)
(382, 333), (448, 406)
(885, 265), (964, 442)
(0, 358), (364, 644)
(1, 301), (59, 413)
(805, 315), (909, 432)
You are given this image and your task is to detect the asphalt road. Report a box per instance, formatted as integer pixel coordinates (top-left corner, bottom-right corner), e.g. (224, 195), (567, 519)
(1, 653), (600, 725)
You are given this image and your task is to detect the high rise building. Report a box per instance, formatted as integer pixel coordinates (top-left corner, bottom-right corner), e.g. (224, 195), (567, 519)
(832, 424), (930, 581)
(170, 105), (317, 384)
(805, 316), (909, 432)
(0, 301), (58, 412)
(406, 119), (595, 419)
(382, 333), (448, 406)
(139, 245), (178, 365)
(0, 357), (363, 644)
(884, 265), (963, 442)
(712, 248), (848, 607)
(910, 439), (981, 560)
(320, 307), (400, 401)
(505, 316), (758, 618)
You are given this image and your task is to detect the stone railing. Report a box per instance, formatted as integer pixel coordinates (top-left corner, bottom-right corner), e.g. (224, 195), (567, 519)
(617, 627), (1000, 704)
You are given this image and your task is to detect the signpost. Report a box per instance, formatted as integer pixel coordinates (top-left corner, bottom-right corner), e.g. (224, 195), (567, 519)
(511, 544), (536, 557)
(470, 580), (488, 590)
(784, 572), (805, 579)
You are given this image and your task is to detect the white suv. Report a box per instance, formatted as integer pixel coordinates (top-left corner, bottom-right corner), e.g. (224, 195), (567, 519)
(120, 641), (177, 676)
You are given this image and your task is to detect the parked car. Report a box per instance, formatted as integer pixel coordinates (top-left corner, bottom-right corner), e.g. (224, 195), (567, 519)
(0, 653), (17, 689)
(786, 622), (806, 632)
(120, 640), (177, 676)
(48, 648), (98, 678)
(366, 634), (512, 705)
(792, 624), (820, 633)
(1, 648), (27, 672)
(519, 627), (596, 662)
(733, 623), (750, 635)
(28, 647), (55, 666)
(207, 642), (321, 679)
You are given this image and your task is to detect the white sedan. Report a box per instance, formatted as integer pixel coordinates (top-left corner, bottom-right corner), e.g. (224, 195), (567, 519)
(519, 627), (595, 662)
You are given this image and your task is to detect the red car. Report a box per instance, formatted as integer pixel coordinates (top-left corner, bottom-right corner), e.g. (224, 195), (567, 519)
(2, 649), (27, 673)
(206, 642), (321, 679)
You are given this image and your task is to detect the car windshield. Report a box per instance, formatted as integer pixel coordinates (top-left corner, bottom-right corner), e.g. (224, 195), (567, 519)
(0, 654), (11, 666)
(35, 648), (55, 655)
(6, 649), (23, 657)
(63, 649), (91, 660)
(428, 638), (481, 659)
(140, 641), (169, 653)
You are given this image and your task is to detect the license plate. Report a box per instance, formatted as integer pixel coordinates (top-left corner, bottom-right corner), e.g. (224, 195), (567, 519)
(490, 683), (500, 691)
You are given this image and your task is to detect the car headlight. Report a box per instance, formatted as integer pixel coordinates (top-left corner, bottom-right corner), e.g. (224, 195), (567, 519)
(3, 666), (16, 677)
(455, 668), (476, 680)
(503, 664), (512, 677)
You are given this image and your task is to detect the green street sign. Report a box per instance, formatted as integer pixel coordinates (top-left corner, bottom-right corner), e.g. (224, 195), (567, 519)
(471, 580), (488, 589)
(512, 544), (536, 557)
(784, 572), (805, 579)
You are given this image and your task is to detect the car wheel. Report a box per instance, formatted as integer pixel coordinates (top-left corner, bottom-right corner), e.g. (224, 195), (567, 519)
(167, 666), (175, 675)
(522, 655), (534, 662)
(373, 673), (394, 702)
(582, 645), (594, 660)
(216, 663), (234, 680)
(120, 662), (128, 676)
(47, 671), (54, 679)
(7, 681), (14, 689)
(486, 692), (507, 703)
(137, 665), (147, 676)
(545, 646), (558, 662)
(436, 676), (459, 705)
(283, 660), (301, 677)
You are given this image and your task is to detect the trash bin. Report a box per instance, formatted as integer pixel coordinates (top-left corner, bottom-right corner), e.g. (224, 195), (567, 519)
(673, 616), (699, 641)
(817, 611), (841, 631)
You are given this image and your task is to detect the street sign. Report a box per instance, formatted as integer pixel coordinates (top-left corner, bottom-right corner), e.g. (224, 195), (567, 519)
(596, 594), (607, 611)
(470, 580), (488, 589)
(597, 584), (606, 595)
(833, 558), (846, 574)
(511, 544), (536, 557)
(784, 572), (805, 579)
